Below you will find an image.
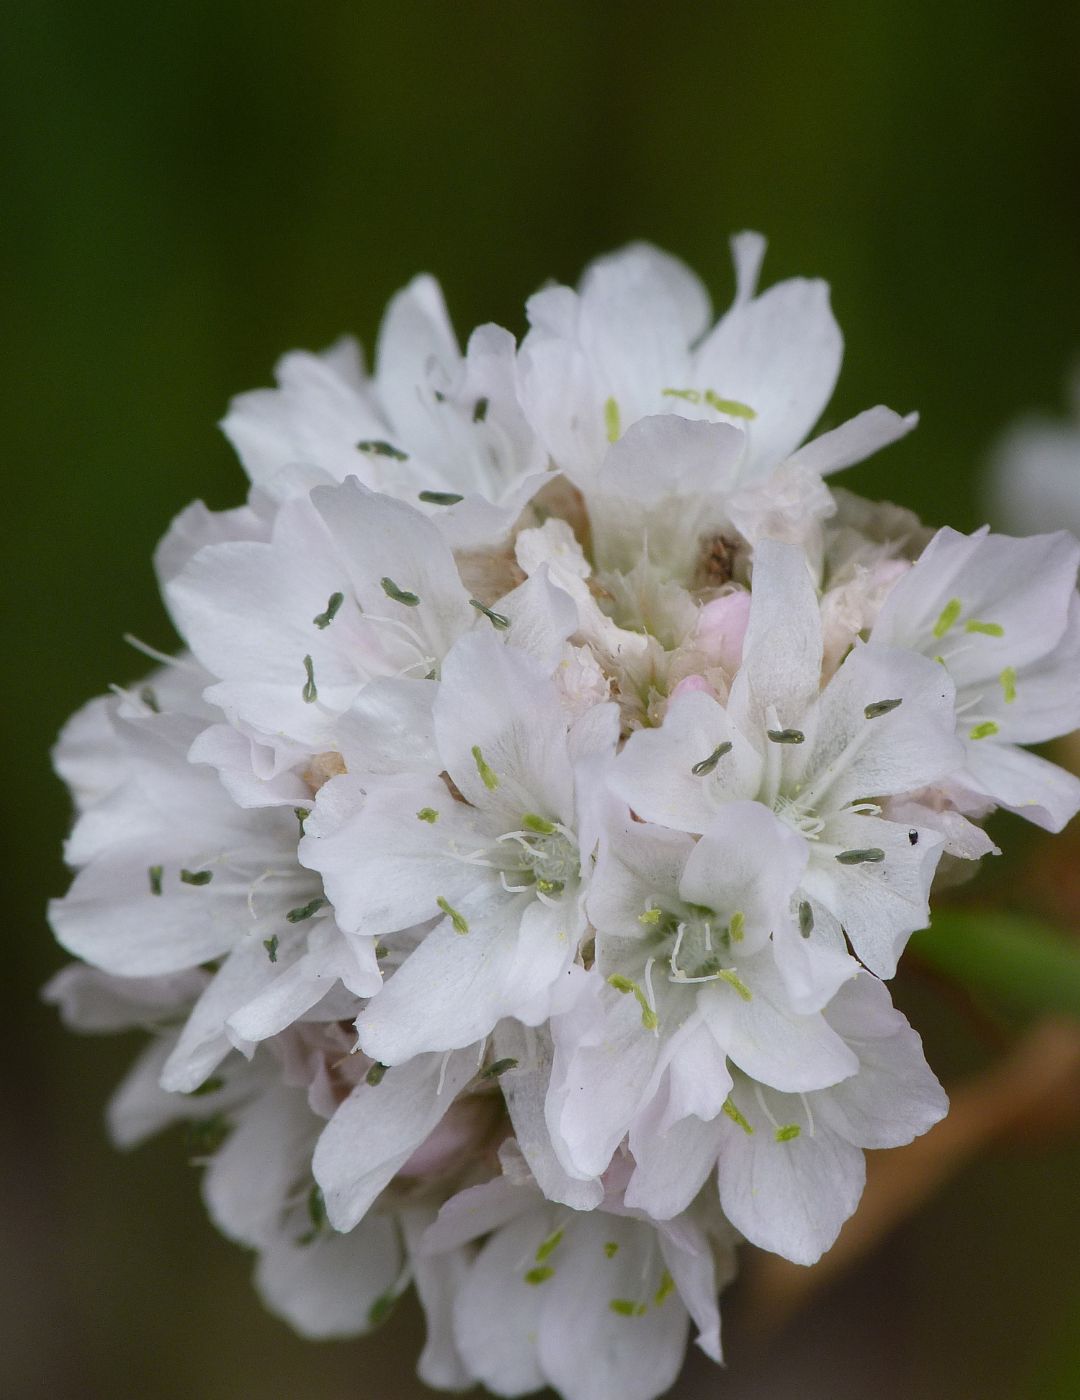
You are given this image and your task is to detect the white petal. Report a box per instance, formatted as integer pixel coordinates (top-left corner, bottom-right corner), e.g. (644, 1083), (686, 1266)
(313, 1050), (476, 1231)
(958, 740), (1080, 833)
(786, 406), (918, 477)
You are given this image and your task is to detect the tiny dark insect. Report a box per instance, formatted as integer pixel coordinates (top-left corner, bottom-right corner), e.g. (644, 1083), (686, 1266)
(908, 830), (919, 845)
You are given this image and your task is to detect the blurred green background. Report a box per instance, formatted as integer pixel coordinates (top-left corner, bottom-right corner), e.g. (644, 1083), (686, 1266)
(6, 2), (1080, 1397)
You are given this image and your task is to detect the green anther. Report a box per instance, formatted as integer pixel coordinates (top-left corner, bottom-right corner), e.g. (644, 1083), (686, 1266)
(604, 1241), (619, 1259)
(969, 721), (1000, 740)
(470, 598), (510, 630)
(380, 577), (421, 607)
(471, 745), (499, 790)
(692, 741), (733, 775)
(864, 698), (903, 719)
(525, 1266), (555, 1286)
(480, 1057), (518, 1079)
(1000, 667), (1017, 704)
(933, 597), (963, 639)
(148, 865), (163, 896)
(368, 1291), (398, 1327)
(607, 974), (658, 1030)
(661, 387), (701, 403)
(180, 868), (213, 886)
(263, 935), (279, 963)
(704, 390), (757, 419)
(798, 900), (814, 939)
(313, 592), (344, 629)
(286, 896), (329, 924)
(718, 968), (752, 1001)
(294, 807), (310, 832)
(302, 653), (317, 704)
(965, 619), (1004, 637)
(604, 396), (621, 442)
(722, 1098), (754, 1134)
(835, 848), (886, 865)
(638, 906), (662, 926)
(417, 807), (440, 823)
(140, 685), (160, 713)
(767, 728), (805, 745)
(535, 877), (565, 895)
(188, 1076), (224, 1097)
(523, 813), (557, 834)
(357, 439), (408, 460)
(472, 396), (489, 423)
(775, 1124), (802, 1142)
(535, 1229), (564, 1263)
(437, 896), (469, 934)
(418, 490), (464, 505)
(729, 910), (745, 943)
(610, 1299), (647, 1317)
(654, 1270), (675, 1306)
(366, 1062), (388, 1086)
(307, 1184), (327, 1231)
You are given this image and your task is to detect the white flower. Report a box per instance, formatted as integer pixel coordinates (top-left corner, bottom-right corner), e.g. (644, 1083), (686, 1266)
(517, 234), (915, 495)
(47, 663), (380, 1094)
(301, 631), (618, 1061)
(222, 278), (551, 548)
(872, 526), (1080, 831)
(611, 539), (963, 985)
(419, 1162), (737, 1400)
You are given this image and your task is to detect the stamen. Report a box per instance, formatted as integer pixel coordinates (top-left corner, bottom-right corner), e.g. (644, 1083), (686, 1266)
(717, 968), (752, 1000)
(357, 439), (408, 460)
(180, 869), (213, 885)
(722, 1098), (754, 1134)
(692, 741), (733, 775)
(654, 1271), (675, 1306)
(661, 387), (701, 402)
(704, 390), (757, 419)
(286, 896), (328, 923)
(608, 974), (659, 1031)
(669, 922), (688, 977)
(380, 577), (421, 607)
(473, 396), (490, 423)
(522, 813), (556, 834)
(480, 1058), (518, 1079)
(436, 896), (469, 934)
(965, 619), (1004, 637)
(639, 906), (662, 925)
(728, 911), (745, 943)
(753, 1083), (781, 1130)
(469, 599), (510, 630)
(835, 847), (886, 865)
(604, 1241), (619, 1259)
(139, 685), (160, 713)
(535, 1229), (564, 1263)
(1000, 667), (1017, 704)
(767, 728), (805, 745)
(864, 698), (902, 719)
(798, 900), (814, 938)
(471, 745), (499, 790)
(932, 598), (963, 638)
(263, 935), (279, 963)
(775, 1123), (801, 1142)
(609, 1299), (647, 1317)
(969, 721), (1000, 740)
(302, 654), (318, 704)
(416, 808), (439, 823)
(604, 396), (621, 442)
(313, 592), (344, 629)
(366, 1062), (388, 1086)
(148, 865), (163, 896)
(643, 957), (660, 1034)
(525, 1266), (555, 1286)
(418, 490), (464, 505)
(799, 1091), (816, 1137)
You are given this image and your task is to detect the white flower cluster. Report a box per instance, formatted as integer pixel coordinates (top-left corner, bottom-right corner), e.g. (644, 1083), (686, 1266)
(48, 237), (1080, 1400)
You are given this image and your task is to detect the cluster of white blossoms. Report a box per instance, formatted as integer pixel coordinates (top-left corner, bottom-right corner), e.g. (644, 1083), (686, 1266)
(48, 236), (1080, 1400)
